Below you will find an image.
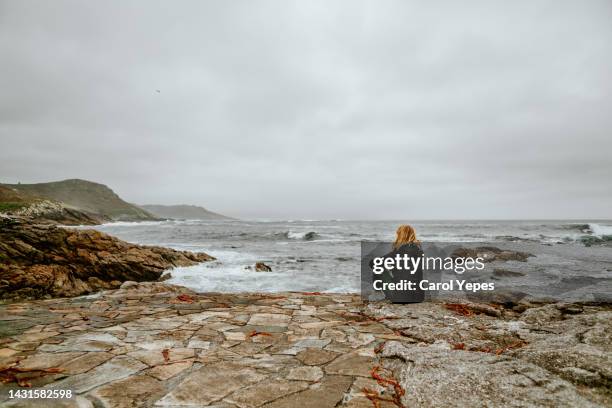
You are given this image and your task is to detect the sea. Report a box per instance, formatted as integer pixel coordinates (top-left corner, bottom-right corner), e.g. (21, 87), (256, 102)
(88, 220), (612, 302)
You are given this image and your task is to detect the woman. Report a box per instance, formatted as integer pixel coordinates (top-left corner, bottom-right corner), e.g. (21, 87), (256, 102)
(379, 224), (425, 303)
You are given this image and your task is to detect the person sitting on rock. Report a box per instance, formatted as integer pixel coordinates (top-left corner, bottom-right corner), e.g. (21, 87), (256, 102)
(377, 224), (425, 303)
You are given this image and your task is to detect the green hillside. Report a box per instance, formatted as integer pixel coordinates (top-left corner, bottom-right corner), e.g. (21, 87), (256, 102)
(139, 204), (233, 220)
(0, 185), (34, 212)
(3, 179), (156, 221)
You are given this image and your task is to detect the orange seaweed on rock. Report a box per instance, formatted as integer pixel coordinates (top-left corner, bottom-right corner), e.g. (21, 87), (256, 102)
(161, 348), (170, 362)
(369, 366), (406, 408)
(176, 294), (195, 303)
(0, 365), (63, 388)
(247, 330), (272, 338)
(444, 303), (475, 316)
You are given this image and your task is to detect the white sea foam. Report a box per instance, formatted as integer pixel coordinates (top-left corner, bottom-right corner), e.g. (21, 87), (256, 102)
(89, 219), (608, 295)
(99, 220), (168, 227)
(168, 262), (358, 293)
(287, 231), (309, 240)
(589, 223), (612, 237)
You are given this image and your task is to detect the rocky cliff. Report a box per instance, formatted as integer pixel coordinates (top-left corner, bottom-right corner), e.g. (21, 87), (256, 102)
(3, 179), (156, 222)
(0, 185), (102, 225)
(0, 217), (214, 300)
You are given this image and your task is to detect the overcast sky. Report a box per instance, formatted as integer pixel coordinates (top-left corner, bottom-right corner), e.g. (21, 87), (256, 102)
(1, 1), (611, 219)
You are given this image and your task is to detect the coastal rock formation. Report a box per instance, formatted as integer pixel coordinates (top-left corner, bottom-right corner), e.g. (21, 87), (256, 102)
(452, 246), (534, 262)
(255, 262), (272, 272)
(580, 235), (612, 247)
(0, 218), (214, 300)
(10, 200), (104, 225)
(2, 179), (157, 222)
(0, 185), (103, 225)
(0, 288), (608, 407)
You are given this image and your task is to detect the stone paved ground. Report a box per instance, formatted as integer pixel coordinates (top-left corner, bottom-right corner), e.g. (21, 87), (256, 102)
(0, 282), (609, 407)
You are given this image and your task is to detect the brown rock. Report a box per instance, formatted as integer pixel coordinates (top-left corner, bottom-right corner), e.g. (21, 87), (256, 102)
(226, 379), (310, 407)
(263, 375), (353, 408)
(60, 352), (114, 375)
(452, 246), (534, 262)
(89, 374), (165, 408)
(155, 362), (266, 406)
(324, 352), (375, 377)
(255, 262), (272, 272)
(286, 366), (324, 381)
(0, 217), (214, 300)
(296, 348), (339, 366)
(147, 360), (193, 381)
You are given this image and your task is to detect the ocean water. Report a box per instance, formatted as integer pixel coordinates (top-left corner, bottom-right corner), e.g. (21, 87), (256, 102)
(88, 220), (612, 300)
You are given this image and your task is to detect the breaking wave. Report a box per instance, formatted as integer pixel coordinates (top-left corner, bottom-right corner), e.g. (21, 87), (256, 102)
(589, 223), (612, 237)
(286, 231), (319, 240)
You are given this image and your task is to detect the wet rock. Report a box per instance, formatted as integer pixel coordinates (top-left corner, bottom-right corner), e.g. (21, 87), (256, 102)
(465, 289), (529, 306)
(302, 231), (317, 241)
(0, 217), (214, 300)
(492, 268), (526, 278)
(452, 246), (534, 262)
(158, 272), (172, 282)
(579, 235), (612, 247)
(115, 281), (194, 296)
(255, 262), (272, 272)
(519, 304), (563, 324)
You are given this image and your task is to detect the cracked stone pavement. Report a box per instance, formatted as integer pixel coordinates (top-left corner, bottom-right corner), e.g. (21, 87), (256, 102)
(0, 283), (609, 407)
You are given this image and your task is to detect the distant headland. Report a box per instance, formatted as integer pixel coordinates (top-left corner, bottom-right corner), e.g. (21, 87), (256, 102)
(0, 179), (232, 225)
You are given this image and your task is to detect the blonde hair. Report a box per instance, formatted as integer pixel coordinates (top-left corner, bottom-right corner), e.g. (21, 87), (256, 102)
(393, 224), (419, 249)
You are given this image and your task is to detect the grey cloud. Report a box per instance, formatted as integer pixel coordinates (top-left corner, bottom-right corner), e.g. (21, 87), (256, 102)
(1, 0), (611, 219)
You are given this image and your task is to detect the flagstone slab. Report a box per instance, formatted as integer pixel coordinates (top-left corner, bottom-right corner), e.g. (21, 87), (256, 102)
(247, 314), (291, 327)
(296, 348), (339, 366)
(128, 347), (195, 366)
(324, 353), (375, 377)
(147, 360), (193, 381)
(225, 379), (310, 408)
(60, 352), (115, 375)
(286, 366), (324, 382)
(17, 352), (84, 370)
(0, 287), (607, 407)
(261, 375), (353, 408)
(154, 362), (266, 406)
(89, 374), (164, 408)
(48, 356), (147, 393)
